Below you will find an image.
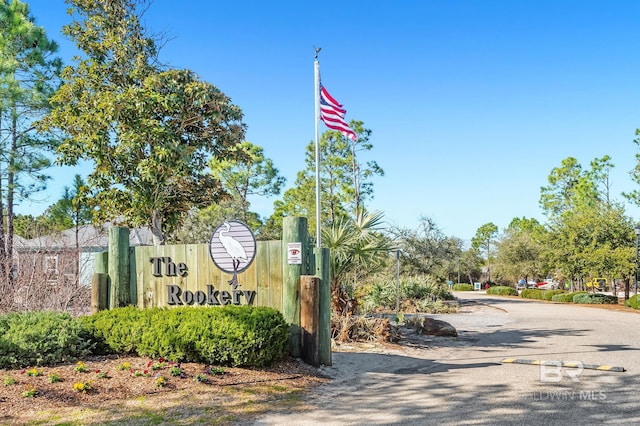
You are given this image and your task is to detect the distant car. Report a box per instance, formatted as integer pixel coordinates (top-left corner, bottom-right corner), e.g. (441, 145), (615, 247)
(516, 280), (539, 290)
(536, 281), (559, 290)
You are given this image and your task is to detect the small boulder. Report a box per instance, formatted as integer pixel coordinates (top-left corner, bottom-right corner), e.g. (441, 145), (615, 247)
(420, 318), (457, 337)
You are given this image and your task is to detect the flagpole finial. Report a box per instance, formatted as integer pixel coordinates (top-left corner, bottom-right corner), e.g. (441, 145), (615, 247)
(314, 46), (321, 59)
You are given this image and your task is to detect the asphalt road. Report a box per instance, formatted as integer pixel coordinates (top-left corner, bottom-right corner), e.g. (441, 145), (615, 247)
(251, 292), (640, 426)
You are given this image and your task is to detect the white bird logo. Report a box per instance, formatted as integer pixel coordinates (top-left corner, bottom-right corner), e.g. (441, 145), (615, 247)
(218, 221), (248, 288)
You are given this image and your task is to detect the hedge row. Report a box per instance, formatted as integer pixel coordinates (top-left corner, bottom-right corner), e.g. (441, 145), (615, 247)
(520, 289), (545, 299)
(551, 291), (587, 303)
(0, 306), (289, 369)
(625, 294), (640, 309)
(541, 289), (565, 301)
(486, 286), (518, 296)
(452, 284), (474, 291)
(572, 293), (618, 305)
(0, 311), (93, 369)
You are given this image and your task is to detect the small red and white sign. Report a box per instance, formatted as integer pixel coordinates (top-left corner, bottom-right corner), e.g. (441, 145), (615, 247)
(287, 242), (302, 265)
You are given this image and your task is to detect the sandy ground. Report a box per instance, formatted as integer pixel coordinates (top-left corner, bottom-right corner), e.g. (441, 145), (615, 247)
(249, 293), (640, 425)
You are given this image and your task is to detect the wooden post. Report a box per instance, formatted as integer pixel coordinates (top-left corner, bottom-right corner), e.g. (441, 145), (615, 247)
(282, 216), (309, 358)
(128, 247), (138, 307)
(91, 273), (109, 314)
(300, 275), (319, 366)
(108, 227), (130, 308)
(94, 251), (109, 307)
(94, 251), (108, 274)
(315, 247), (332, 366)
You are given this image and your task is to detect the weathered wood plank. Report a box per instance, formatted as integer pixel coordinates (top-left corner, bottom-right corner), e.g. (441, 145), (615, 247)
(108, 227), (130, 308)
(282, 217), (310, 358)
(91, 273), (108, 314)
(300, 275), (319, 366)
(255, 241), (270, 308)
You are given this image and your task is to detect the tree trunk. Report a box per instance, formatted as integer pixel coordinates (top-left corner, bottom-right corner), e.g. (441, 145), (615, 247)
(150, 210), (165, 245)
(0, 112), (6, 286)
(6, 114), (17, 287)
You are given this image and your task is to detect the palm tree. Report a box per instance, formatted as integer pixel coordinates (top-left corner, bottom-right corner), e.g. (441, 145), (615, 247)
(322, 210), (393, 314)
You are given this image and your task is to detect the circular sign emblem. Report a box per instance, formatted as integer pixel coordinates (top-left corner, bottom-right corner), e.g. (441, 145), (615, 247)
(209, 220), (256, 275)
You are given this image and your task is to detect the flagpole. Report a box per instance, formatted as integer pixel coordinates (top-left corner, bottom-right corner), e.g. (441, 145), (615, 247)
(314, 49), (321, 248)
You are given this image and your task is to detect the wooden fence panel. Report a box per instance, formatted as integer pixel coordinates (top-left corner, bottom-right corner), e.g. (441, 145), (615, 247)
(268, 240), (283, 311)
(131, 241), (282, 310)
(256, 240), (271, 308)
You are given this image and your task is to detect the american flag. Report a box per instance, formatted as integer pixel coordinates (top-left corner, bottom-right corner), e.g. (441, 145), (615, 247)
(319, 84), (357, 141)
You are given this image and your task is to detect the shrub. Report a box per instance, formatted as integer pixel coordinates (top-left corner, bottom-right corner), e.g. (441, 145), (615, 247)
(551, 291), (587, 303)
(414, 299), (459, 313)
(520, 289), (544, 299)
(80, 305), (147, 355)
(541, 290), (565, 301)
(0, 311), (93, 369)
(625, 294), (640, 309)
(572, 293), (618, 305)
(486, 286), (518, 296)
(361, 275), (453, 313)
(82, 305), (289, 367)
(452, 284), (474, 291)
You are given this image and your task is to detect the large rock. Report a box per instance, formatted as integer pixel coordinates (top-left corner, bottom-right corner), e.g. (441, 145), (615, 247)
(419, 318), (457, 337)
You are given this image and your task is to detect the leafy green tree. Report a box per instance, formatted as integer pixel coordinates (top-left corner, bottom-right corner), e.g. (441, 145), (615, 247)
(389, 216), (459, 280)
(459, 247), (483, 284)
(170, 200), (264, 244)
(270, 172), (316, 231)
(39, 0), (245, 245)
(586, 155), (614, 207)
(173, 141), (285, 243)
(624, 131), (640, 206)
(342, 121), (384, 216)
(541, 156), (613, 220)
(209, 141), (285, 223)
(0, 0), (62, 284)
(13, 213), (55, 239)
(471, 222), (499, 282)
(45, 174), (92, 231)
(539, 157), (583, 217)
(495, 217), (545, 283)
(539, 155), (633, 291)
(270, 122), (382, 237)
(544, 204), (634, 291)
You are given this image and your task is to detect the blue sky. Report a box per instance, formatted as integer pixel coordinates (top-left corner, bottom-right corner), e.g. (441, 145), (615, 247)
(20, 0), (640, 242)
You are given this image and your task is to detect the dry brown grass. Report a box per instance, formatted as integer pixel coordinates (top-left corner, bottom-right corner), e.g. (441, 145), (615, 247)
(0, 355), (328, 425)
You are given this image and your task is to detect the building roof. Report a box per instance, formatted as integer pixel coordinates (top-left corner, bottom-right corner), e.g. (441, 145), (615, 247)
(16, 223), (154, 251)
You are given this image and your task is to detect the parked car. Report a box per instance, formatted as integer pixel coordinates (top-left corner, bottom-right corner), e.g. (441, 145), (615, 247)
(516, 279), (539, 290)
(536, 280), (559, 290)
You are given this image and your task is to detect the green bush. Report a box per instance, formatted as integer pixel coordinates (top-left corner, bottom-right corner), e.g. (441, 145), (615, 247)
(452, 283), (474, 291)
(572, 293), (618, 305)
(625, 294), (640, 309)
(486, 286), (518, 296)
(542, 289), (566, 301)
(0, 311), (93, 369)
(415, 299), (459, 313)
(520, 289), (544, 299)
(362, 275), (453, 313)
(551, 291), (587, 303)
(82, 305), (289, 367)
